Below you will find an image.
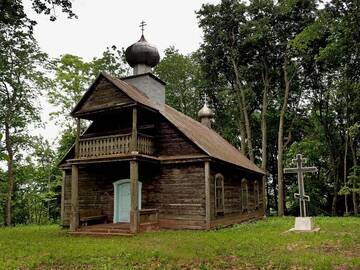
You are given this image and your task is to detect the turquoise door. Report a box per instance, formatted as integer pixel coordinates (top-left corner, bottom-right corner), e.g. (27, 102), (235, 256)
(113, 180), (142, 223)
(117, 182), (131, 222)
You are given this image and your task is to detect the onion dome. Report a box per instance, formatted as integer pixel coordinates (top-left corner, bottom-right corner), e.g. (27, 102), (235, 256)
(125, 35), (160, 68)
(198, 103), (214, 119)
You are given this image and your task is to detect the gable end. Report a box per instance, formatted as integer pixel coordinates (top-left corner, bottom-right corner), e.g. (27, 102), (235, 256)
(72, 74), (135, 117)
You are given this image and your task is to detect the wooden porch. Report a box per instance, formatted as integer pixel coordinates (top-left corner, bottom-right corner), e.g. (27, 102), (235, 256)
(71, 223), (132, 236)
(71, 209), (160, 236)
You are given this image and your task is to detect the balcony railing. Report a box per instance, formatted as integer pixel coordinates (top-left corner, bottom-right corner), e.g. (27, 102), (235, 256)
(78, 133), (154, 158)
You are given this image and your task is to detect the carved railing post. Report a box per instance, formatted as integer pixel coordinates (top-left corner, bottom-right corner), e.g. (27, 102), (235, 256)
(131, 107), (138, 153)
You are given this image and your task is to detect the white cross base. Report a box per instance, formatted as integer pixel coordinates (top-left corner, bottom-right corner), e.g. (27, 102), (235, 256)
(295, 217), (314, 230)
(288, 217), (320, 233)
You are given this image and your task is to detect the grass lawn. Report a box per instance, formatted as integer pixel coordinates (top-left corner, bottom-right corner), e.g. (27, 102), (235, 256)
(0, 217), (359, 270)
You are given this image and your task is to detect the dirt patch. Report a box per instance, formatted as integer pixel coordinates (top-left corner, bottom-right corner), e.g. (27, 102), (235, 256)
(342, 246), (360, 258)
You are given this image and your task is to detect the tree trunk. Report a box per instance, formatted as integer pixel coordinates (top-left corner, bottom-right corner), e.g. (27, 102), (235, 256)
(4, 123), (14, 226)
(344, 130), (349, 215)
(237, 106), (247, 155)
(277, 57), (291, 216)
(47, 168), (52, 219)
(331, 157), (339, 216)
(261, 65), (270, 213)
(350, 137), (358, 215)
(332, 173), (339, 216)
(271, 154), (278, 212)
(231, 58), (254, 162)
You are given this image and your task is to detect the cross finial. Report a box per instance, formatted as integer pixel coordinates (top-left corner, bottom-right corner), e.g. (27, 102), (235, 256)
(204, 93), (208, 106)
(139, 20), (147, 35)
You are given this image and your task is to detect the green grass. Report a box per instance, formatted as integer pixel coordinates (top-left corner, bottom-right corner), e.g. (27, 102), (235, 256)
(0, 217), (359, 270)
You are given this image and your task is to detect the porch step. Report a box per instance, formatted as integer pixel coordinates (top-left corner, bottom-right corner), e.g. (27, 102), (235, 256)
(77, 226), (131, 233)
(78, 228), (130, 233)
(70, 231), (133, 236)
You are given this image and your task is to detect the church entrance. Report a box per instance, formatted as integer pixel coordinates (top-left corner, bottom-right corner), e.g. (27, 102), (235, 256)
(113, 179), (142, 223)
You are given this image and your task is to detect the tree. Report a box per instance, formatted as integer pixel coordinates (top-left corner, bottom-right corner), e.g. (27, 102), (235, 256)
(48, 47), (128, 129)
(0, 0), (76, 27)
(0, 21), (48, 225)
(155, 47), (205, 118)
(197, 0), (254, 159)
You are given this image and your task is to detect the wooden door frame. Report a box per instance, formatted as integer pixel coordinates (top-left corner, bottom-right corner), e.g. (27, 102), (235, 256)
(113, 179), (142, 223)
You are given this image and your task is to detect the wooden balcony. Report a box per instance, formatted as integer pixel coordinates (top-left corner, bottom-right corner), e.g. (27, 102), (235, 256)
(78, 133), (154, 159)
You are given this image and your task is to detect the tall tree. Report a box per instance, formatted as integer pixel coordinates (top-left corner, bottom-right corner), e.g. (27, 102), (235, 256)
(274, 0), (316, 215)
(48, 47), (128, 129)
(0, 0), (76, 26)
(197, 0), (256, 160)
(0, 22), (48, 225)
(155, 47), (205, 118)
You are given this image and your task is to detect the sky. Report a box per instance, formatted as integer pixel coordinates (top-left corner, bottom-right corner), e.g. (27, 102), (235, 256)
(23, 0), (220, 144)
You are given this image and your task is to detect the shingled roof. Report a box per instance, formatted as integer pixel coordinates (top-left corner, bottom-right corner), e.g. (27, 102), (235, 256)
(100, 73), (264, 175)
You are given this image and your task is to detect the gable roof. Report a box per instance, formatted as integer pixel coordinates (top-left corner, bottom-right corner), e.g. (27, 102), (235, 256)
(67, 72), (264, 175)
(160, 106), (263, 174)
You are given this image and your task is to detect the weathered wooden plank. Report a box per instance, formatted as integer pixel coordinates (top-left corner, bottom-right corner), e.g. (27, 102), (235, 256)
(204, 161), (211, 230)
(211, 210), (264, 228)
(78, 78), (133, 114)
(142, 163), (206, 229)
(60, 170), (66, 226)
(130, 160), (139, 233)
(70, 165), (79, 231)
(156, 118), (203, 156)
(131, 107), (138, 152)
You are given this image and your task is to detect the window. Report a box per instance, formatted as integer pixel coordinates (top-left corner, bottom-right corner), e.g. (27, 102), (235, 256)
(214, 173), (224, 215)
(241, 178), (248, 212)
(254, 180), (259, 210)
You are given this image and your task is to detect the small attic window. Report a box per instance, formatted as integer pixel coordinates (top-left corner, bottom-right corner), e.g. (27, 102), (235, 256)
(215, 173), (225, 215)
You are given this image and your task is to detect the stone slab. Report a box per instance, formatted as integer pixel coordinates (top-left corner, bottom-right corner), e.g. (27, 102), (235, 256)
(287, 217), (320, 233)
(295, 217), (314, 231)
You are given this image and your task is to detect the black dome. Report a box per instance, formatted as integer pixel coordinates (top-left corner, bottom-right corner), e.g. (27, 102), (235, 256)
(125, 35), (160, 68)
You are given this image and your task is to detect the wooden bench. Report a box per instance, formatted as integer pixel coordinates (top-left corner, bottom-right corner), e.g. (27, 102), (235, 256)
(79, 209), (107, 226)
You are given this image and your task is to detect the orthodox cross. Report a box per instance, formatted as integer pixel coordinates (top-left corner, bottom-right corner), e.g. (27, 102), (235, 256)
(204, 93), (208, 105)
(139, 21), (147, 35)
(284, 154), (317, 217)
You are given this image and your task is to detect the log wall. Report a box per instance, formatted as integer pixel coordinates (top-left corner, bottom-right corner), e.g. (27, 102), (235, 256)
(142, 162), (206, 230)
(210, 163), (264, 225)
(156, 117), (203, 156)
(62, 160), (263, 229)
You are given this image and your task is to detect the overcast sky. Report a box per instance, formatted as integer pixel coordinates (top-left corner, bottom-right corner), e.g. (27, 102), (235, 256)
(23, 0), (220, 144)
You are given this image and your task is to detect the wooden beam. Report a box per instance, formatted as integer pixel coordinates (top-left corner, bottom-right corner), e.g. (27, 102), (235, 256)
(130, 160), (139, 234)
(75, 118), (80, 158)
(60, 170), (65, 226)
(205, 161), (211, 230)
(131, 107), (138, 152)
(70, 164), (79, 231)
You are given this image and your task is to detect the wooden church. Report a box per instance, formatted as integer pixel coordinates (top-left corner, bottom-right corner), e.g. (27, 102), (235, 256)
(59, 33), (265, 235)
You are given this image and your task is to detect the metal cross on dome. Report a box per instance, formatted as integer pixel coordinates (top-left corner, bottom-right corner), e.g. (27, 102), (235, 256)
(139, 21), (147, 35)
(284, 154), (318, 217)
(204, 93), (208, 105)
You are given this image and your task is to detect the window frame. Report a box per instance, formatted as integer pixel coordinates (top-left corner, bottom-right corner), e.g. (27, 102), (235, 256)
(241, 178), (248, 212)
(214, 173), (225, 215)
(254, 180), (259, 210)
